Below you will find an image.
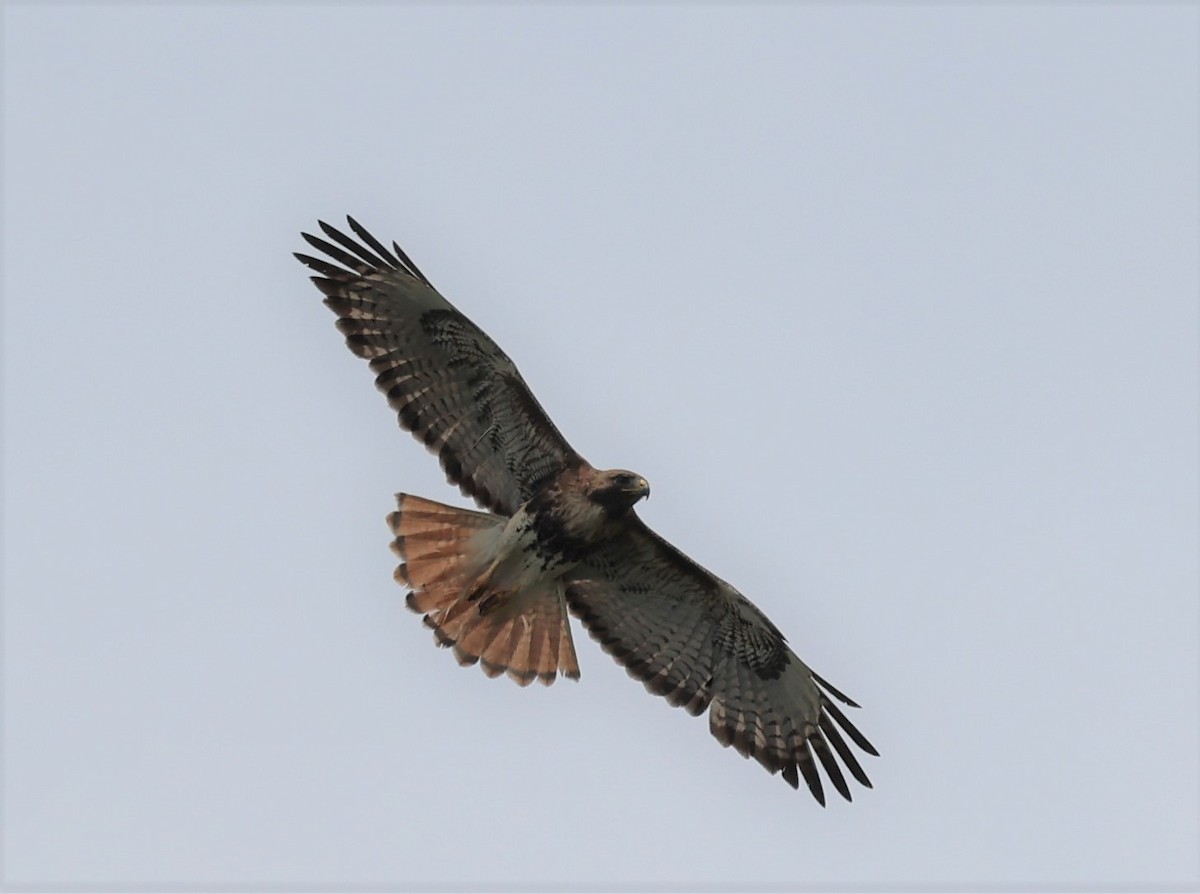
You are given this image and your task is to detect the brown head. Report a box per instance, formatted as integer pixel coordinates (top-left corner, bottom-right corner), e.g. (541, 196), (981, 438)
(589, 469), (651, 518)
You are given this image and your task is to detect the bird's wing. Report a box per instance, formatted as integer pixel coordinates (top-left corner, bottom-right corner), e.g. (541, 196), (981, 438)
(296, 218), (583, 515)
(564, 517), (878, 805)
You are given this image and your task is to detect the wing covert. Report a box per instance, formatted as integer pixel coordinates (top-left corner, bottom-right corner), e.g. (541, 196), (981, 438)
(563, 518), (878, 805)
(296, 217), (582, 515)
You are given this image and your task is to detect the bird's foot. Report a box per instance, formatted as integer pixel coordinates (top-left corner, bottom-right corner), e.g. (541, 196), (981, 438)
(475, 590), (511, 616)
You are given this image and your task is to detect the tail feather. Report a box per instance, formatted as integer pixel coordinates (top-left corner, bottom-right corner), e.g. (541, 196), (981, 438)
(507, 616), (538, 684)
(388, 493), (580, 686)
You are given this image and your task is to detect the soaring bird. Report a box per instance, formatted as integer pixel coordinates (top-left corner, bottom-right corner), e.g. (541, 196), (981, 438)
(295, 218), (878, 804)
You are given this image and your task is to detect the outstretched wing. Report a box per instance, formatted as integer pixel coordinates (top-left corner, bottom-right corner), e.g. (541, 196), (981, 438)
(296, 217), (582, 515)
(564, 518), (878, 805)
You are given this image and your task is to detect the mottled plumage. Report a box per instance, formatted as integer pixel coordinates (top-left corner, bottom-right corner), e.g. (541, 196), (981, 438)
(295, 217), (879, 805)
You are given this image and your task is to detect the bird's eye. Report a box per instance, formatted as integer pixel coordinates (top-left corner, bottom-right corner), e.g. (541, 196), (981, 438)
(616, 474), (635, 486)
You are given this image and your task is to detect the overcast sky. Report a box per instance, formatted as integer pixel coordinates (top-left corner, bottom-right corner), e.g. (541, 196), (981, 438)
(4, 4), (1198, 891)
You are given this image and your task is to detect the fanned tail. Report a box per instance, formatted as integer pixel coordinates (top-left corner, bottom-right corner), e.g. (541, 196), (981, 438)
(388, 494), (580, 686)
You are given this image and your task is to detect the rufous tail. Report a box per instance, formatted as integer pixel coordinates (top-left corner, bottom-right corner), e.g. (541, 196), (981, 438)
(387, 494), (580, 686)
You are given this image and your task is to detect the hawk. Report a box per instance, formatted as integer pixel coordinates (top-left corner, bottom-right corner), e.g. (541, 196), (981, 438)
(296, 218), (879, 804)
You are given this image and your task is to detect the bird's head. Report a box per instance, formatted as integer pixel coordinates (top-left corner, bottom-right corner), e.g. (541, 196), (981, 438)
(590, 469), (651, 517)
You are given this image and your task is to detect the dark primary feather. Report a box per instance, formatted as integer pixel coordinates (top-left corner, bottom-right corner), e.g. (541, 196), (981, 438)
(295, 217), (582, 515)
(564, 517), (878, 805)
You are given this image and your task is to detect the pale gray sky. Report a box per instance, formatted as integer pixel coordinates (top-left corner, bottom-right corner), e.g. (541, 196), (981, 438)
(4, 4), (1198, 891)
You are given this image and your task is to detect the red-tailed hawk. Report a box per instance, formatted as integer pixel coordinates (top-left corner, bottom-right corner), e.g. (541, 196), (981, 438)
(295, 217), (878, 805)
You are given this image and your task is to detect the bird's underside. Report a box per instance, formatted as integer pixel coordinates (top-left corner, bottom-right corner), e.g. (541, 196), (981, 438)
(296, 216), (879, 805)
